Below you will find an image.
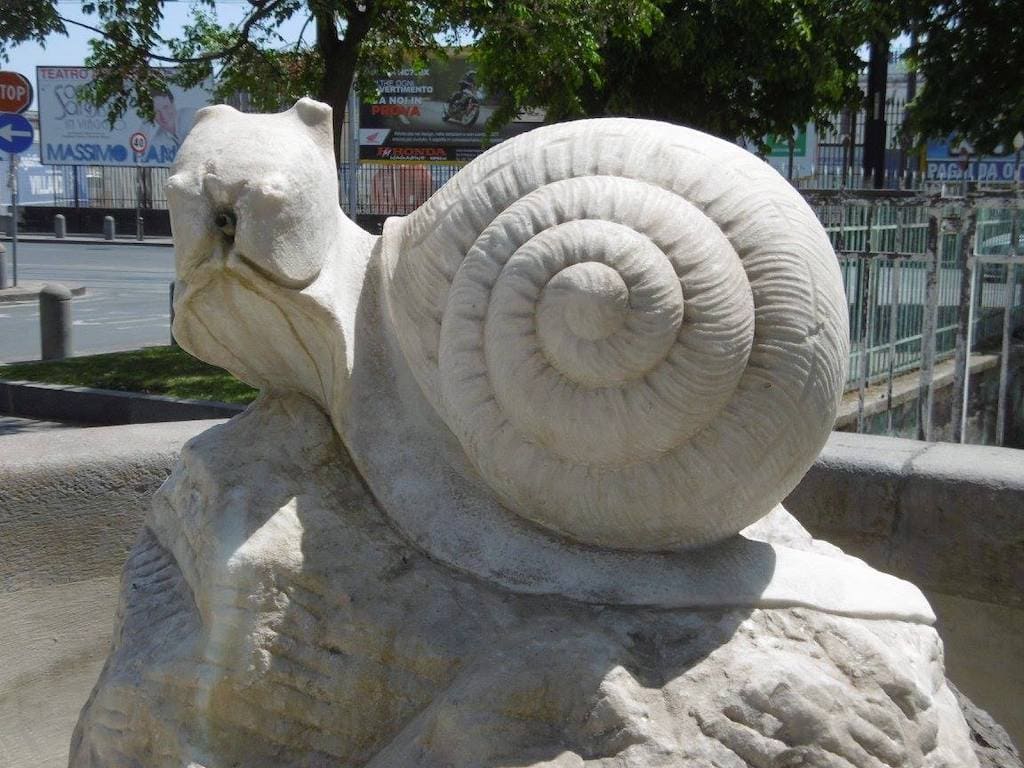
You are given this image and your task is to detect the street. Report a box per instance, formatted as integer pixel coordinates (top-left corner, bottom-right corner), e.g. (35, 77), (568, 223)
(0, 242), (174, 363)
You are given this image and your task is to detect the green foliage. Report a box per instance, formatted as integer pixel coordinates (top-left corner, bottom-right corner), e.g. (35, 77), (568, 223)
(0, 0), (65, 62)
(5, 0), (1019, 160)
(474, 0), (878, 146)
(468, 0), (663, 129)
(1, 346), (258, 404)
(902, 0), (1024, 153)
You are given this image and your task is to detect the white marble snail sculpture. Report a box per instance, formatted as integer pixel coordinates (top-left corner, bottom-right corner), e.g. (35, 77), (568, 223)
(167, 98), (931, 615)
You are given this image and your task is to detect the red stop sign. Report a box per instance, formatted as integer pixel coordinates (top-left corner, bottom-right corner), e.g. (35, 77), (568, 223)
(0, 71), (33, 114)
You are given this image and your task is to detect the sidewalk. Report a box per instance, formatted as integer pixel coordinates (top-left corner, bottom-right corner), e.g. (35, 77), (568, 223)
(0, 233), (174, 247)
(0, 280), (88, 303)
(0, 414), (83, 436)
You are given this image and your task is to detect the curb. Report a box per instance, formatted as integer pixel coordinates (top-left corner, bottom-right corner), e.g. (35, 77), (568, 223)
(0, 281), (88, 303)
(0, 379), (245, 425)
(0, 235), (174, 247)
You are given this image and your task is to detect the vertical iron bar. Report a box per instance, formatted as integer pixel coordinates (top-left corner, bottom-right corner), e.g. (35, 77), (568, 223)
(950, 200), (977, 443)
(996, 201), (1020, 445)
(347, 86), (360, 217)
(857, 203), (877, 432)
(917, 210), (940, 441)
(858, 256), (876, 433)
(886, 226), (901, 435)
(960, 255), (978, 443)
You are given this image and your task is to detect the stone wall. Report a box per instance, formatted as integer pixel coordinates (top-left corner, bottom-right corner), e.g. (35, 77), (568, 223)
(0, 420), (219, 768)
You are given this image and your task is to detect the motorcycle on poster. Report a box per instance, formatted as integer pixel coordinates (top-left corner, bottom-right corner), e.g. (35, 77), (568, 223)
(359, 55), (543, 163)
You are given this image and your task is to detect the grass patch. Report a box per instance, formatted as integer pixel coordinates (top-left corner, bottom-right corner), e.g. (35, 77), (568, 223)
(0, 346), (259, 404)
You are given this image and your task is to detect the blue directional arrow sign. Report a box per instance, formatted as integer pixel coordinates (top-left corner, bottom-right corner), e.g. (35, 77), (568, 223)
(0, 112), (34, 154)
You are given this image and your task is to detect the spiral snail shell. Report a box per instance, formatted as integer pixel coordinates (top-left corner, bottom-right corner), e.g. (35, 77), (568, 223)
(382, 118), (848, 551)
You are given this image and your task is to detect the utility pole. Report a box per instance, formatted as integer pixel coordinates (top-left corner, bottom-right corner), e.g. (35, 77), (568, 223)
(863, 37), (889, 189)
(901, 31), (919, 188)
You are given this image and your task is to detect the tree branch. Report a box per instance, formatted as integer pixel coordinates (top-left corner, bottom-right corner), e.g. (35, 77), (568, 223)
(57, 0), (291, 66)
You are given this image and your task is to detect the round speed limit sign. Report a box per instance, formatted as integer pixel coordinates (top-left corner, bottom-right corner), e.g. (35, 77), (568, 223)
(130, 132), (148, 154)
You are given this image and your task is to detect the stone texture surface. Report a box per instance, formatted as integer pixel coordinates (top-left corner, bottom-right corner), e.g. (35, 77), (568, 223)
(0, 419), (223, 591)
(71, 396), (978, 767)
(926, 592), (1024, 754)
(949, 682), (1023, 768)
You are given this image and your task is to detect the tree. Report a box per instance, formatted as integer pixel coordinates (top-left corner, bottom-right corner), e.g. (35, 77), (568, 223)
(902, 0), (1024, 154)
(474, 0), (888, 149)
(2, 0), (479, 164)
(0, 0), (660, 164)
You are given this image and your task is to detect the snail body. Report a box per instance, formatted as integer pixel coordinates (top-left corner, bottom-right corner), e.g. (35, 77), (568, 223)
(169, 101), (931, 619)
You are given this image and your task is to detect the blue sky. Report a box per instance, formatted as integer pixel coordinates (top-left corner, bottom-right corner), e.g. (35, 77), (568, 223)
(6, 0), (313, 110)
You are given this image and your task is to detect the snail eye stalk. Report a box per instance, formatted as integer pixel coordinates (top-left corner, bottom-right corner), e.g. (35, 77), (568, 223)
(215, 210), (237, 240)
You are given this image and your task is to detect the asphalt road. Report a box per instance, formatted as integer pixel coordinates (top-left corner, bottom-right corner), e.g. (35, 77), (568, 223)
(0, 242), (174, 363)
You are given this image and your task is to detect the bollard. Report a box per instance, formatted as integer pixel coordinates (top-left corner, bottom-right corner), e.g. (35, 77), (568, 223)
(0, 242), (7, 290)
(136, 214), (144, 241)
(103, 215), (116, 241)
(40, 284), (73, 360)
(169, 280), (178, 347)
(55, 213), (66, 239)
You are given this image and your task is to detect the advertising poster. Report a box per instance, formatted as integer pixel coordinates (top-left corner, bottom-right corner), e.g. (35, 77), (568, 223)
(360, 56), (543, 162)
(925, 138), (1024, 182)
(36, 66), (213, 167)
(1, 137), (89, 207)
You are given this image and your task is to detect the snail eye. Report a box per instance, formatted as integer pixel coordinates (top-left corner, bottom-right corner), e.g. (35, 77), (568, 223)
(214, 210), (237, 240)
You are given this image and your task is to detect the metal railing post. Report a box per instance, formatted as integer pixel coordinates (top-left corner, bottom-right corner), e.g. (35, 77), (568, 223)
(950, 199), (978, 443)
(917, 209), (940, 442)
(856, 202), (878, 433)
(995, 201), (1020, 445)
(886, 256), (901, 435)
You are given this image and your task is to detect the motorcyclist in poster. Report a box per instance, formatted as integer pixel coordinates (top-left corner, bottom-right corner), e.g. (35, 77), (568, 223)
(442, 70), (482, 127)
(360, 55), (544, 162)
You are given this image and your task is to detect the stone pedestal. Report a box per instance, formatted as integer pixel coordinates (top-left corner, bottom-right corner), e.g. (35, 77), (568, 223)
(71, 396), (978, 767)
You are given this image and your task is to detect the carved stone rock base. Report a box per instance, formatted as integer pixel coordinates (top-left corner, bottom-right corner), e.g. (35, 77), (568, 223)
(71, 395), (977, 767)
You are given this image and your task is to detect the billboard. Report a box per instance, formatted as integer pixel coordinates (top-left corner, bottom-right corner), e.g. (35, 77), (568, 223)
(36, 66), (213, 167)
(925, 138), (1024, 182)
(360, 56), (543, 162)
(2, 146), (89, 207)
(741, 124), (818, 179)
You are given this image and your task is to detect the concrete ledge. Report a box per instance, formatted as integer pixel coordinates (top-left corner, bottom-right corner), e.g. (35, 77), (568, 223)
(785, 431), (1024, 609)
(836, 354), (999, 429)
(0, 379), (245, 425)
(0, 420), (221, 767)
(0, 419), (225, 591)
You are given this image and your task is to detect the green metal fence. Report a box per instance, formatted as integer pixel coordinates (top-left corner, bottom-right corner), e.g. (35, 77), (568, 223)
(804, 187), (1023, 443)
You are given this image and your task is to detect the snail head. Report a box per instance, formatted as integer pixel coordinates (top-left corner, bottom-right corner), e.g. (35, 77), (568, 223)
(166, 99), (348, 394)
